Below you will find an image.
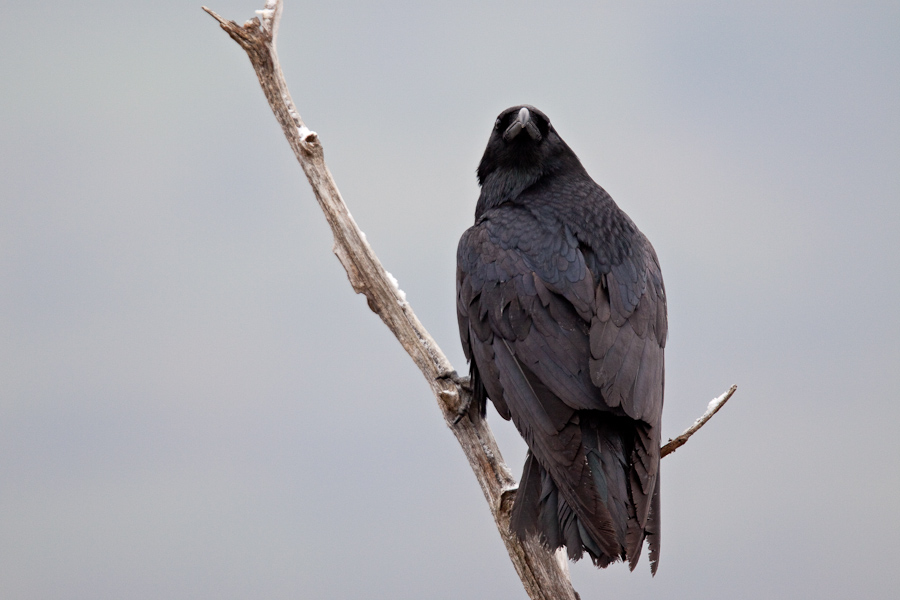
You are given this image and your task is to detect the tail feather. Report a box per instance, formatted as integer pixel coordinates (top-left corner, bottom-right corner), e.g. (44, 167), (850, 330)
(510, 414), (660, 572)
(495, 339), (660, 572)
(646, 471), (661, 575)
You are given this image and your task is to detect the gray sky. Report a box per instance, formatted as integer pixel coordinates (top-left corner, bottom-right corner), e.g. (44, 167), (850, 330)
(1, 1), (898, 598)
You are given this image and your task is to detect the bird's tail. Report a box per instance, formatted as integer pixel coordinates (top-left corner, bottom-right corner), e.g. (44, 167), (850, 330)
(510, 416), (660, 573)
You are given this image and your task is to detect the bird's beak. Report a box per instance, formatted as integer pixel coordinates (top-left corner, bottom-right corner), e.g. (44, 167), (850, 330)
(504, 107), (542, 142)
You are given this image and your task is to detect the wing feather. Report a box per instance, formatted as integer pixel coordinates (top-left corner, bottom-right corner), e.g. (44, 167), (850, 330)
(456, 191), (666, 569)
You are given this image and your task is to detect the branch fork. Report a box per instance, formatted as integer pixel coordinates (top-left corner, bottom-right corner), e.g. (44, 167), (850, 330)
(204, 2), (738, 598)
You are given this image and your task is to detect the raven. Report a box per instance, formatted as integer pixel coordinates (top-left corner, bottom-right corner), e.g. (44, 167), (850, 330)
(456, 106), (666, 573)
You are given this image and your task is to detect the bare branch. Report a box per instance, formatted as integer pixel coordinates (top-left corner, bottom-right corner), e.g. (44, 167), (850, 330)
(203, 2), (578, 598)
(203, 2), (737, 597)
(661, 385), (738, 458)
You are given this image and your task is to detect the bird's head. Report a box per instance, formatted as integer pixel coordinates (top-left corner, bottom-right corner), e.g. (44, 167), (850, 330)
(476, 105), (578, 186)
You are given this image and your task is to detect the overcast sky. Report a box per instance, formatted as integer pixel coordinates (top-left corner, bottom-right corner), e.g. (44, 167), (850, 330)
(1, 1), (898, 598)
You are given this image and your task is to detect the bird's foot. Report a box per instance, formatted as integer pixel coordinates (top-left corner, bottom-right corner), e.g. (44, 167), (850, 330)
(437, 370), (474, 424)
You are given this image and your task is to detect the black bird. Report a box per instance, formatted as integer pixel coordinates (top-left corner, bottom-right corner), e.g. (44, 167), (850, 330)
(456, 106), (666, 573)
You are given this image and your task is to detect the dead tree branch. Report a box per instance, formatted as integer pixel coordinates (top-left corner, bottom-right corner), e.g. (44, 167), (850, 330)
(202, 2), (737, 598)
(661, 385), (738, 458)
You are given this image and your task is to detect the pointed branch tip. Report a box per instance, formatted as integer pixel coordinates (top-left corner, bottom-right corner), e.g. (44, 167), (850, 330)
(661, 384), (738, 458)
(201, 6), (228, 26)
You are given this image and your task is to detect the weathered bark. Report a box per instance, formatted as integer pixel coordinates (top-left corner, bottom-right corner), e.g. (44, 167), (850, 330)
(202, 2), (736, 598)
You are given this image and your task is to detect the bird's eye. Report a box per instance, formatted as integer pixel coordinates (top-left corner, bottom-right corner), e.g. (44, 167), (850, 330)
(495, 118), (502, 129)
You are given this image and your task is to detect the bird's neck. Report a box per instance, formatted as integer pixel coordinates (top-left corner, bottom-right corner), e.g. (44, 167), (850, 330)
(475, 166), (543, 219)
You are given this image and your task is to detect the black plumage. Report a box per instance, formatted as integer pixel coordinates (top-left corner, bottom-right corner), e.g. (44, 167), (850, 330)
(456, 106), (667, 573)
